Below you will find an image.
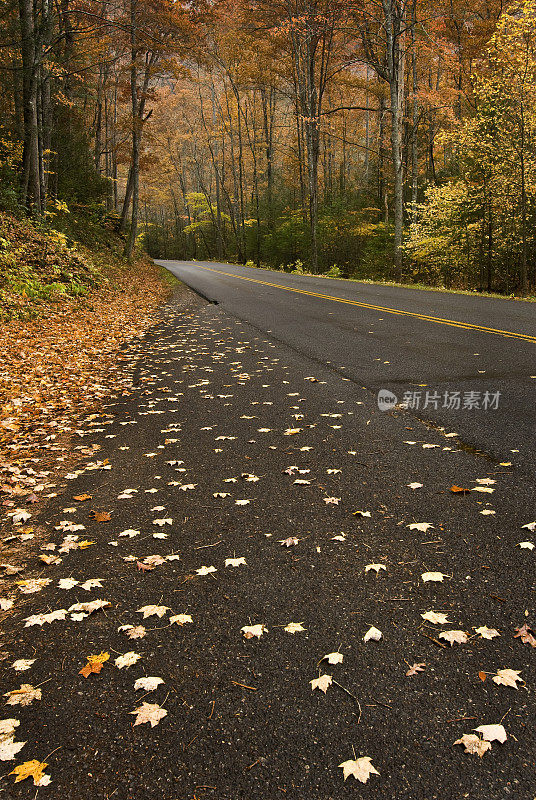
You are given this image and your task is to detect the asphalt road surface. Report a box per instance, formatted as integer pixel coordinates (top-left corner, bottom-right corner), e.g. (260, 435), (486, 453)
(3, 279), (536, 800)
(157, 261), (536, 475)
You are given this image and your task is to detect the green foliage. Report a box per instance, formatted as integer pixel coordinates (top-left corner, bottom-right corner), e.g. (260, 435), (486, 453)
(0, 209), (137, 318)
(405, 0), (536, 292)
(290, 259), (305, 273)
(0, 132), (23, 212)
(324, 264), (342, 278)
(53, 111), (110, 206)
(404, 181), (480, 287)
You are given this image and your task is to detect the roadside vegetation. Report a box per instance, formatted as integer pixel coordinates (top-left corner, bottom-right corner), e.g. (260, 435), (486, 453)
(0, 206), (175, 492)
(2, 0), (536, 296)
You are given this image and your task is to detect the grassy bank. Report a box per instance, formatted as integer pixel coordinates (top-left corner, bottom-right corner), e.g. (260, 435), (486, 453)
(0, 210), (176, 496)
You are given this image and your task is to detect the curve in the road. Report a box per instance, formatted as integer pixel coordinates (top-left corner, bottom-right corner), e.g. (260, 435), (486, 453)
(189, 264), (536, 343)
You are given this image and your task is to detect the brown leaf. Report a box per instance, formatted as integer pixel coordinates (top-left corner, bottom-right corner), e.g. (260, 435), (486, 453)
(74, 494), (92, 501)
(454, 734), (491, 757)
(478, 671), (487, 682)
(89, 510), (111, 522)
(450, 485), (470, 494)
(514, 623), (536, 647)
(406, 662), (426, 676)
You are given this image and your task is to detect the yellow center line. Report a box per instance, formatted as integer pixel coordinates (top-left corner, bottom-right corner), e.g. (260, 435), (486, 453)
(191, 264), (536, 343)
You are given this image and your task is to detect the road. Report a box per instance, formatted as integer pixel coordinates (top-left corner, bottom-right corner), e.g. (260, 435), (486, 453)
(3, 277), (536, 799)
(157, 260), (536, 475)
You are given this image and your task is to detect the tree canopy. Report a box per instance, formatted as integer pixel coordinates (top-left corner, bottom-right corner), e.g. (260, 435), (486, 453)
(1, 0), (535, 292)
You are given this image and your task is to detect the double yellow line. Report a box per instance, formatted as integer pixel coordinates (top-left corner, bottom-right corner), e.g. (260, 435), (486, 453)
(193, 264), (536, 343)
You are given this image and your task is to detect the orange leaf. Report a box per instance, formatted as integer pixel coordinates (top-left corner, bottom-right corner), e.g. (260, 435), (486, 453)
(90, 510), (111, 522)
(80, 651), (109, 677)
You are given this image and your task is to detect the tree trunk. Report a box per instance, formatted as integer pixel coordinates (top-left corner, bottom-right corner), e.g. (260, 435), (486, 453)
(124, 0), (140, 259)
(383, 0), (405, 276)
(411, 10), (419, 207)
(19, 0), (41, 212)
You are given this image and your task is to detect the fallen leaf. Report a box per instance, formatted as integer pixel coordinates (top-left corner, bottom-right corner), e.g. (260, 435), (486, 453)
(115, 652), (141, 669)
(241, 624), (266, 639)
(492, 669), (523, 689)
(169, 614), (193, 625)
(24, 608), (67, 628)
(514, 623), (536, 647)
(323, 652), (343, 665)
(0, 736), (26, 761)
(79, 651), (110, 678)
(421, 611), (450, 625)
(130, 702), (167, 727)
(9, 759), (50, 785)
(454, 734), (491, 757)
(68, 599), (109, 616)
(137, 605), (170, 619)
(58, 578), (79, 590)
(11, 660), (35, 672)
(284, 622), (306, 633)
(363, 626), (382, 642)
(421, 572), (447, 583)
(80, 578), (103, 591)
(4, 685), (41, 706)
(474, 626), (500, 639)
(406, 662), (426, 676)
(196, 565), (217, 576)
(134, 677), (164, 691)
(310, 674), (332, 693)
(225, 557), (246, 567)
(16, 578), (51, 594)
(119, 625), (147, 639)
(439, 630), (468, 646)
(339, 756), (379, 783)
(0, 719), (19, 736)
(474, 724), (507, 743)
(89, 510), (111, 522)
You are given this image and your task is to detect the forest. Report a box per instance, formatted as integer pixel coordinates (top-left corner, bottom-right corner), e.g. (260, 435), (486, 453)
(1, 0), (536, 295)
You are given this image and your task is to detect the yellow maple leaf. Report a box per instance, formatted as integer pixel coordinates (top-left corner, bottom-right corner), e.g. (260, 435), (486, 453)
(80, 651), (110, 677)
(10, 760), (48, 785)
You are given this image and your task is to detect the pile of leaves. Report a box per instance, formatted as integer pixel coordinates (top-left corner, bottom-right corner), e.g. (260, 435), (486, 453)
(0, 216), (175, 508)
